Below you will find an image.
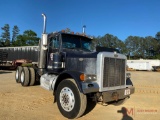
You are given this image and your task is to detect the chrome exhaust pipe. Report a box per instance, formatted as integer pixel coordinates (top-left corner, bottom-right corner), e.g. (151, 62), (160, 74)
(42, 13), (46, 34)
(82, 25), (86, 34)
(38, 13), (47, 75)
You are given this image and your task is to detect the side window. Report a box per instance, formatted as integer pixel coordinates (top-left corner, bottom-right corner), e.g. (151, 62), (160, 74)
(49, 37), (59, 48)
(83, 43), (90, 49)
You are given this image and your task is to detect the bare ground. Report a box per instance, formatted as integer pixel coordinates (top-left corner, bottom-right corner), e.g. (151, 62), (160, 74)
(0, 70), (160, 120)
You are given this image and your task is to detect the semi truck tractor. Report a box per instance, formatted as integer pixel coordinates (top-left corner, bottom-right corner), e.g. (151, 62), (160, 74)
(15, 14), (135, 119)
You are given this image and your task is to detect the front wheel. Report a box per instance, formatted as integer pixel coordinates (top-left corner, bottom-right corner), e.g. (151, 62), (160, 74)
(56, 79), (87, 119)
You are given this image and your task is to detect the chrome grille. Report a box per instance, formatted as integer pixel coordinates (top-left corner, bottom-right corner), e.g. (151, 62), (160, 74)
(103, 57), (125, 87)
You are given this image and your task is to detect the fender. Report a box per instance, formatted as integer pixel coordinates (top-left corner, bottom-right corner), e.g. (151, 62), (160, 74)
(53, 70), (84, 94)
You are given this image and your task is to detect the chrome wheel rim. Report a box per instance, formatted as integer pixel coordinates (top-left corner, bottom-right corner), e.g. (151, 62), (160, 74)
(16, 70), (19, 80)
(21, 71), (24, 83)
(60, 87), (75, 112)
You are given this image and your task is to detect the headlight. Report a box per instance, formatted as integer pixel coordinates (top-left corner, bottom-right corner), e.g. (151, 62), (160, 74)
(80, 74), (97, 82)
(126, 73), (131, 78)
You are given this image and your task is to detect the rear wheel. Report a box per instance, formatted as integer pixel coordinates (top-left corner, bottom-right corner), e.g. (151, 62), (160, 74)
(56, 79), (87, 119)
(28, 67), (35, 86)
(20, 67), (29, 86)
(15, 66), (22, 83)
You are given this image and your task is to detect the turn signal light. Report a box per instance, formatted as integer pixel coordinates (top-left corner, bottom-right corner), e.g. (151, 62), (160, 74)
(80, 74), (97, 82)
(80, 74), (85, 81)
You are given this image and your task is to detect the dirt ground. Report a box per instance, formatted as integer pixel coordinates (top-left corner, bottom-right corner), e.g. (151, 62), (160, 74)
(0, 70), (160, 120)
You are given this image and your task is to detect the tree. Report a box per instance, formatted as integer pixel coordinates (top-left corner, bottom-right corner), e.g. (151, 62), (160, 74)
(14, 35), (26, 46)
(91, 34), (126, 54)
(125, 36), (142, 59)
(12, 25), (20, 44)
(155, 32), (160, 40)
(155, 32), (160, 57)
(14, 30), (39, 46)
(0, 40), (5, 47)
(91, 36), (101, 50)
(117, 40), (127, 55)
(125, 35), (159, 59)
(143, 36), (158, 58)
(0, 38), (4, 47)
(1, 24), (10, 46)
(23, 30), (39, 45)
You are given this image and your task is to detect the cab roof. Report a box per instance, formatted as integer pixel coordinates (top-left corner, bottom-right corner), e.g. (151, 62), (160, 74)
(48, 30), (93, 40)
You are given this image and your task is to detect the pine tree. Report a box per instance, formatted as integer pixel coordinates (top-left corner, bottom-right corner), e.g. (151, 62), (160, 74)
(1, 24), (10, 46)
(12, 25), (20, 43)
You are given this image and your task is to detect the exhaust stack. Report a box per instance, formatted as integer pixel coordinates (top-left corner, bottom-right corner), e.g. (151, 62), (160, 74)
(82, 25), (86, 34)
(38, 13), (48, 75)
(42, 13), (46, 34)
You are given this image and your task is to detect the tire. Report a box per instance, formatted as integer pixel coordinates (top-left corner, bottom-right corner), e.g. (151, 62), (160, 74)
(112, 97), (128, 106)
(56, 79), (87, 119)
(20, 67), (29, 86)
(28, 67), (35, 86)
(15, 66), (22, 83)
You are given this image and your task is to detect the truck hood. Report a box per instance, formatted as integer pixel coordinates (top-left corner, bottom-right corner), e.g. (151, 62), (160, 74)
(64, 50), (98, 58)
(63, 50), (97, 74)
(62, 47), (119, 58)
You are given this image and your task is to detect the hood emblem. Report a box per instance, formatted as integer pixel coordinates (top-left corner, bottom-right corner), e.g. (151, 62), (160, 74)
(114, 51), (118, 57)
(79, 58), (84, 61)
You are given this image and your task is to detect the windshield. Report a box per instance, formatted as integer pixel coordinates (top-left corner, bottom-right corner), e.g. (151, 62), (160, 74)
(61, 34), (92, 51)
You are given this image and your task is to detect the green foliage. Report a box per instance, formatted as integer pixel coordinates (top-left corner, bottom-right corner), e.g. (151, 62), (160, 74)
(153, 54), (160, 59)
(13, 35), (26, 46)
(0, 24), (39, 47)
(0, 41), (4, 47)
(92, 34), (126, 54)
(91, 36), (100, 50)
(23, 30), (39, 46)
(124, 36), (159, 59)
(92, 33), (160, 59)
(1, 24), (10, 46)
(125, 36), (142, 58)
(155, 32), (160, 40)
(13, 30), (39, 46)
(12, 25), (20, 43)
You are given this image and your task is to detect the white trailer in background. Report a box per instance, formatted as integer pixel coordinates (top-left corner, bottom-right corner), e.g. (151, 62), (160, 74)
(127, 59), (160, 71)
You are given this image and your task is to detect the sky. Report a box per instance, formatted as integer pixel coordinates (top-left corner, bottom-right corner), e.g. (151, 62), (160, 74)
(0, 0), (160, 41)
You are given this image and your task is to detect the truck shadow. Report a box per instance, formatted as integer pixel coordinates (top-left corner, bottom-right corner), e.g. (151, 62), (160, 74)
(0, 70), (13, 74)
(83, 98), (96, 116)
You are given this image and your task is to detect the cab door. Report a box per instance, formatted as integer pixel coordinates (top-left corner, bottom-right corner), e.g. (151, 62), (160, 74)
(47, 36), (60, 71)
